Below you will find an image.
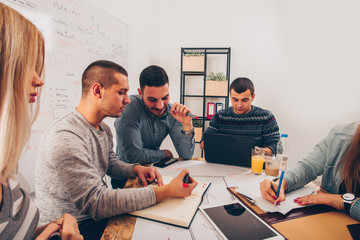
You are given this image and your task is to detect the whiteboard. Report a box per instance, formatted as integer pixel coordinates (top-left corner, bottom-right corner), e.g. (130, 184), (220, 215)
(1, 0), (128, 191)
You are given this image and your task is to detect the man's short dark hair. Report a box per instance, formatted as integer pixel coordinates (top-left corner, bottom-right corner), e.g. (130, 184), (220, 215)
(230, 77), (255, 95)
(81, 60), (128, 95)
(139, 65), (169, 90)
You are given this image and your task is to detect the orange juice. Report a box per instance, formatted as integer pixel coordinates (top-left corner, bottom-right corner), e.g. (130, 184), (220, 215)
(251, 156), (264, 174)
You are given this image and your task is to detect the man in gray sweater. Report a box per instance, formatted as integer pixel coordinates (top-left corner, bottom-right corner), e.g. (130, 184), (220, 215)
(35, 60), (197, 240)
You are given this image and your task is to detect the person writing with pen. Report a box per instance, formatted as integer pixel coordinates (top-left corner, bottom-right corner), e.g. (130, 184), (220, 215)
(259, 121), (360, 221)
(35, 60), (198, 240)
(113, 65), (195, 188)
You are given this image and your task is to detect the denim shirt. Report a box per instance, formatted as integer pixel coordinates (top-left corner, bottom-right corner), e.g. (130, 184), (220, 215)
(284, 121), (360, 220)
(114, 95), (195, 164)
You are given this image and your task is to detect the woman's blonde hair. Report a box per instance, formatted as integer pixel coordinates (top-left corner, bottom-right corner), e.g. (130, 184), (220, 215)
(0, 3), (45, 184)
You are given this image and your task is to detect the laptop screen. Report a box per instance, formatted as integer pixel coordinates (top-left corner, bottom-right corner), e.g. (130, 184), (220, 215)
(203, 132), (255, 167)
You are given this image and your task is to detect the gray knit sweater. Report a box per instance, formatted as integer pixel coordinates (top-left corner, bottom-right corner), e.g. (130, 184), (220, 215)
(35, 109), (156, 225)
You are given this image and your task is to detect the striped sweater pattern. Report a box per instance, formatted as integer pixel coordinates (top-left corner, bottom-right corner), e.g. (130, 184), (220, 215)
(0, 178), (39, 240)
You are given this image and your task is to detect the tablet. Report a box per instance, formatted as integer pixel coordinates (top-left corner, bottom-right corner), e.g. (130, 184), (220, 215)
(200, 202), (284, 240)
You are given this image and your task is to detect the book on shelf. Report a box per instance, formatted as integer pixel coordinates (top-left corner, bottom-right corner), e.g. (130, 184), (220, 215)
(128, 176), (211, 228)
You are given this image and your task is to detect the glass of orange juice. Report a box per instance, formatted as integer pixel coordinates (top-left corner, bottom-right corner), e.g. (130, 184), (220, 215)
(251, 147), (265, 175)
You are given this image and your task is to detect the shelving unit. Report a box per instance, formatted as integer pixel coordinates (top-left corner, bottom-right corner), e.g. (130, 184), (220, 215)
(180, 47), (231, 156)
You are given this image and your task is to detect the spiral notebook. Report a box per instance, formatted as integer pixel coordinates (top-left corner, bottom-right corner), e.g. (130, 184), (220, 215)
(128, 176), (211, 228)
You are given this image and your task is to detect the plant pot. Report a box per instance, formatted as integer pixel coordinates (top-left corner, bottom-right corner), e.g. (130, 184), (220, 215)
(205, 81), (228, 96)
(182, 56), (205, 72)
(194, 127), (203, 142)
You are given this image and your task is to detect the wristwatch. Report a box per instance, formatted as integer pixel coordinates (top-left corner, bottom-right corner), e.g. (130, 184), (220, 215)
(181, 128), (194, 136)
(342, 193), (356, 214)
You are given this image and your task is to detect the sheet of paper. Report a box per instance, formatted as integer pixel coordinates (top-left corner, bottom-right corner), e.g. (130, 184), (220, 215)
(235, 182), (316, 215)
(194, 176), (236, 205)
(224, 171), (266, 188)
(253, 186), (316, 215)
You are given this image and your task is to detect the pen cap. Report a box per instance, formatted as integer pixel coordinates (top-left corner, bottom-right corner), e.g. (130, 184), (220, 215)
(183, 173), (189, 188)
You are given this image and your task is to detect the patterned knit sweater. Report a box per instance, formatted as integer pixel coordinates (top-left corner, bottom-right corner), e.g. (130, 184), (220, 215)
(204, 105), (280, 153)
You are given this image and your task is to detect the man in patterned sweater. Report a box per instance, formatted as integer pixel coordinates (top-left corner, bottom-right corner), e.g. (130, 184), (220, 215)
(200, 77), (280, 154)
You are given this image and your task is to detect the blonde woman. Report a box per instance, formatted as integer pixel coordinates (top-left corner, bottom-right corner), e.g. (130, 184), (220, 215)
(0, 3), (82, 239)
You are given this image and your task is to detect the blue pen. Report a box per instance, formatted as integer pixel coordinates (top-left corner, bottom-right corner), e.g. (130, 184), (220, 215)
(274, 170), (285, 206)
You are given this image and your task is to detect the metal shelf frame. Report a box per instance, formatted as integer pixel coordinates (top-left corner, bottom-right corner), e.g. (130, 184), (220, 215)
(180, 47), (231, 150)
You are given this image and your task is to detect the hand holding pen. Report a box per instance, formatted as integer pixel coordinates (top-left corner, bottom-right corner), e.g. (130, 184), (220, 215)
(274, 171), (285, 205)
(170, 102), (197, 123)
(166, 170), (197, 198)
(183, 173), (190, 188)
(35, 213), (83, 240)
(259, 171), (287, 204)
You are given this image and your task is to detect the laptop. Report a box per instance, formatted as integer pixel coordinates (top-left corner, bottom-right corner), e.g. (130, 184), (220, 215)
(203, 132), (256, 167)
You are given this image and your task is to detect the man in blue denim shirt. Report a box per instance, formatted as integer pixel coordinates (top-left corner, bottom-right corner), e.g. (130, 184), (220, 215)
(260, 122), (360, 221)
(113, 65), (195, 177)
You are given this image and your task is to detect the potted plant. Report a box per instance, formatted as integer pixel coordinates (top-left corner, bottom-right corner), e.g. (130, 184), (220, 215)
(193, 119), (203, 143)
(182, 51), (205, 72)
(205, 72), (228, 96)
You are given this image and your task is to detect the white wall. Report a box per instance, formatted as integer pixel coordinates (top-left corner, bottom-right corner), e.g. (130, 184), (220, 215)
(86, 0), (360, 167)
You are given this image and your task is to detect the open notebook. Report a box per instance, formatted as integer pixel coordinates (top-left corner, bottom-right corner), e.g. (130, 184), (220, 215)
(128, 176), (211, 228)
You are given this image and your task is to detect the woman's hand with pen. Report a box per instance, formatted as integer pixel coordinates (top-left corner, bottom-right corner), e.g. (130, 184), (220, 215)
(35, 213), (83, 240)
(260, 179), (288, 205)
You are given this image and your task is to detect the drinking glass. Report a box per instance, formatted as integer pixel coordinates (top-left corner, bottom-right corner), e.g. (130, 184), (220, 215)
(251, 147), (265, 175)
(265, 154), (280, 177)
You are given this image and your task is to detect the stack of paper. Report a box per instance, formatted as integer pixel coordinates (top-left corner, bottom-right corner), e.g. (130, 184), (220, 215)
(235, 184), (316, 215)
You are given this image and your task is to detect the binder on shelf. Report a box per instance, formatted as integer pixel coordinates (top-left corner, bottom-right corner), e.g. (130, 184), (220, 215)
(207, 102), (215, 119)
(215, 103), (223, 113)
